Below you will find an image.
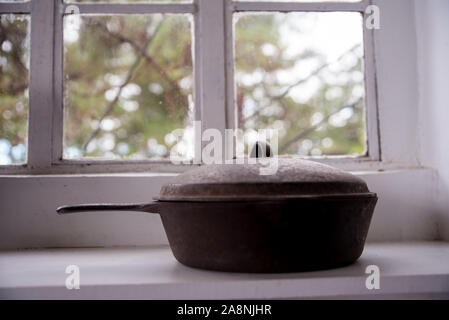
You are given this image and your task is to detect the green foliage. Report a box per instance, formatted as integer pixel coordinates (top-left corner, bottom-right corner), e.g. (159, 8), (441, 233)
(234, 12), (366, 157)
(0, 15), (29, 164)
(0, 11), (366, 164)
(63, 14), (192, 159)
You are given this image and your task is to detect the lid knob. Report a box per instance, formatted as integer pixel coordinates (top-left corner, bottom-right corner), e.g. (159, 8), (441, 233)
(250, 141), (273, 158)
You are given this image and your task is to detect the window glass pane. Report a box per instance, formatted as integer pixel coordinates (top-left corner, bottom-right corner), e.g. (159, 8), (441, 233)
(0, 14), (29, 165)
(234, 12), (366, 157)
(63, 14), (194, 160)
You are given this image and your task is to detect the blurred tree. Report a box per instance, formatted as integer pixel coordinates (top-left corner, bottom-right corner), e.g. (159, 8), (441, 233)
(0, 10), (366, 164)
(63, 14), (193, 159)
(234, 12), (366, 157)
(0, 15), (29, 164)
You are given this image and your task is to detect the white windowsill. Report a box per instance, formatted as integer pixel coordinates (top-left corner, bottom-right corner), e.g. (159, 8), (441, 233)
(1, 241), (448, 299)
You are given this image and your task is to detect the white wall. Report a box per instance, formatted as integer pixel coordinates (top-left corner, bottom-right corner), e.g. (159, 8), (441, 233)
(415, 0), (449, 240)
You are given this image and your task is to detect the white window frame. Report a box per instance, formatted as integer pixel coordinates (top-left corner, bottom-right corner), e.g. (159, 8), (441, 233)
(0, 0), (380, 174)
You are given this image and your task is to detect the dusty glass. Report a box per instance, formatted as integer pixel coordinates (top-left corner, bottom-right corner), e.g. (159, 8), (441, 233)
(234, 12), (366, 157)
(0, 14), (30, 165)
(63, 14), (194, 160)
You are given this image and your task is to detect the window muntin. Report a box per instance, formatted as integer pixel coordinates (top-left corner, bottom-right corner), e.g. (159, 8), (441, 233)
(66, 0), (192, 3)
(234, 0), (361, 2)
(0, 14), (29, 165)
(234, 12), (366, 157)
(63, 14), (194, 160)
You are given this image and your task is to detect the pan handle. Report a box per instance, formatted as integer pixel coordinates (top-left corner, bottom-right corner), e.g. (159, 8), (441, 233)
(57, 201), (160, 215)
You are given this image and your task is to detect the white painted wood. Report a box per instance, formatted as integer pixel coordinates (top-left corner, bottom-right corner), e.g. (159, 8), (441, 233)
(193, 0), (202, 163)
(0, 157), (424, 175)
(363, 0), (381, 160)
(52, 0), (64, 163)
(60, 2), (196, 15)
(27, 0), (55, 169)
(224, 0), (237, 160)
(224, 0), (236, 131)
(197, 0), (227, 160)
(373, 0), (420, 165)
(0, 2), (30, 14)
(1, 242), (448, 299)
(232, 1), (367, 12)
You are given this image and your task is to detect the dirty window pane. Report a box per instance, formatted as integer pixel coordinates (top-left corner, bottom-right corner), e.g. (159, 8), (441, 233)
(63, 14), (194, 160)
(234, 12), (366, 157)
(0, 14), (30, 165)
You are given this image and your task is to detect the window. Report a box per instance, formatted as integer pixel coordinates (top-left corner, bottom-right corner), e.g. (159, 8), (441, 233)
(0, 0), (379, 174)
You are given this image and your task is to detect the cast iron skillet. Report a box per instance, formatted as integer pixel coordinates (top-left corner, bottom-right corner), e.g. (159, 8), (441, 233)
(57, 146), (377, 273)
(57, 195), (376, 273)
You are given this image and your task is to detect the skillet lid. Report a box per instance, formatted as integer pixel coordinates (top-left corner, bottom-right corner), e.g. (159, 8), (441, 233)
(158, 157), (374, 202)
